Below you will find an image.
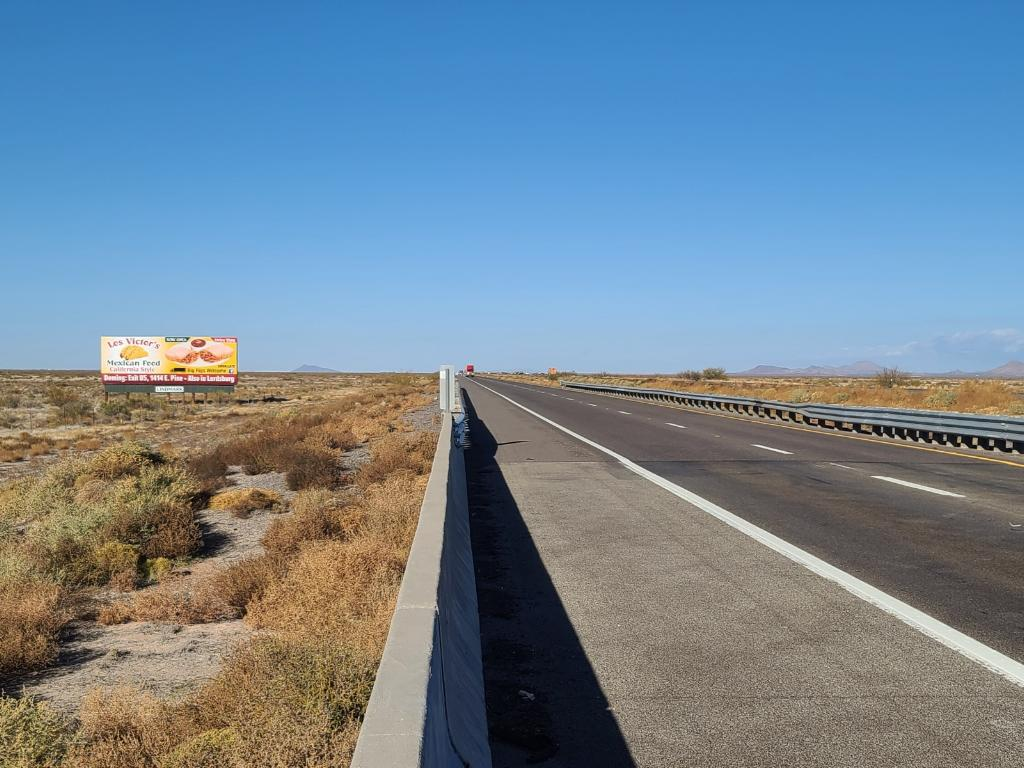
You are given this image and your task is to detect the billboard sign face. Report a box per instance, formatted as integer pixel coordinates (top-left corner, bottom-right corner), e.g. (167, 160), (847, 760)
(100, 337), (238, 387)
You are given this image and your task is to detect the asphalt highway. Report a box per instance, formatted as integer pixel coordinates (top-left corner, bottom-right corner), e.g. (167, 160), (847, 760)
(462, 375), (1024, 767)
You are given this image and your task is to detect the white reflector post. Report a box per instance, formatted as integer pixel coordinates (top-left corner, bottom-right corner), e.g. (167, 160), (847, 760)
(439, 365), (454, 412)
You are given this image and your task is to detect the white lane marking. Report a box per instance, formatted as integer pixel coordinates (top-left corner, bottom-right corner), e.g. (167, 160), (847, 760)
(618, 410), (632, 415)
(871, 476), (966, 498)
(666, 422), (688, 429)
(565, 397), (574, 401)
(467, 378), (1024, 688)
(752, 444), (794, 455)
(587, 403), (598, 407)
(830, 463), (855, 470)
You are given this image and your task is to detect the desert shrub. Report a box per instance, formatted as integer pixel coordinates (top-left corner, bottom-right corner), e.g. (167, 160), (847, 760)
(185, 452), (228, 494)
(194, 636), (374, 766)
(875, 367), (910, 388)
(64, 686), (195, 768)
(352, 473), (425, 551)
(925, 389), (958, 408)
(955, 380), (1016, 412)
(678, 370), (702, 382)
(73, 476), (109, 506)
(209, 554), (288, 611)
(0, 695), (74, 768)
(0, 550), (68, 674)
(92, 541), (140, 587)
(355, 431), (435, 488)
(0, 392), (20, 408)
(74, 438), (103, 451)
(143, 557), (174, 583)
(46, 387), (93, 425)
(281, 444), (340, 490)
(261, 488), (357, 556)
(701, 367), (728, 380)
(100, 464), (201, 559)
(0, 448), (26, 462)
(161, 728), (244, 768)
(87, 442), (162, 480)
(11, 458), (85, 522)
(52, 400), (94, 426)
(25, 504), (112, 583)
(97, 400), (133, 422)
(209, 488), (283, 517)
(246, 537), (406, 650)
(303, 422), (359, 452)
(786, 388), (813, 403)
(29, 442), (52, 457)
(99, 576), (237, 626)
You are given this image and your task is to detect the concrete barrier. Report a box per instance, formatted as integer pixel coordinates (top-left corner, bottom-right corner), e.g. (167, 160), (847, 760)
(351, 412), (491, 767)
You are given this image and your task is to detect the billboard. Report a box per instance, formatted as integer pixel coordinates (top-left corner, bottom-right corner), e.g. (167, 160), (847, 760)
(100, 337), (238, 388)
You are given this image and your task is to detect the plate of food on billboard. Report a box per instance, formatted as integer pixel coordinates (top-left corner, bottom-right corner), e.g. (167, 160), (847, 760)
(100, 336), (238, 388)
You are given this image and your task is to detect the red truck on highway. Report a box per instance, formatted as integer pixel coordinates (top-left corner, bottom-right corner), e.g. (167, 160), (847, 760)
(465, 364), (475, 376)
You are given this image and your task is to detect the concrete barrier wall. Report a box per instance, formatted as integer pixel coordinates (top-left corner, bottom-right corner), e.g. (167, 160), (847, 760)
(352, 413), (492, 767)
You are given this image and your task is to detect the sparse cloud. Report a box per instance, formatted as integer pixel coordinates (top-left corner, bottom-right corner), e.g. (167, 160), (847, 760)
(866, 329), (1024, 369)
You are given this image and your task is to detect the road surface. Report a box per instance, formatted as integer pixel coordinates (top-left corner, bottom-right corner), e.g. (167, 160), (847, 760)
(462, 376), (1024, 767)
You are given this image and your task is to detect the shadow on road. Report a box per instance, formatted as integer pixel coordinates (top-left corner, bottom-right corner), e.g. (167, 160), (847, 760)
(462, 387), (636, 767)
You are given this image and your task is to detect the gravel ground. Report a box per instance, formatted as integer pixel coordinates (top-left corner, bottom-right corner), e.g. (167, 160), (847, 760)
(402, 403), (443, 433)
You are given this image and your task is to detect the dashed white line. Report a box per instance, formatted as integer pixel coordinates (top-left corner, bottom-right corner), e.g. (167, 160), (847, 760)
(466, 377), (1024, 688)
(666, 422), (687, 429)
(871, 476), (965, 498)
(587, 403), (598, 407)
(751, 444), (794, 455)
(618, 410), (631, 415)
(830, 463), (855, 470)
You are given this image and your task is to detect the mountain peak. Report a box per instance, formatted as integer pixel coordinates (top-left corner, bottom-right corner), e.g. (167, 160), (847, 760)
(292, 364), (339, 373)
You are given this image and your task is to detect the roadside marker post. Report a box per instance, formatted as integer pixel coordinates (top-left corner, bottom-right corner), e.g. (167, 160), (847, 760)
(439, 365), (457, 412)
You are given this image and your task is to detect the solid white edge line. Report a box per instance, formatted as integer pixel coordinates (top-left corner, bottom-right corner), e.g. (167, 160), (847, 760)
(752, 443), (794, 455)
(467, 378), (1024, 688)
(666, 422), (687, 429)
(871, 476), (966, 498)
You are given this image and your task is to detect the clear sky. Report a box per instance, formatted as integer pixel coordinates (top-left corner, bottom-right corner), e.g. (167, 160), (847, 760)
(1, 2), (1021, 373)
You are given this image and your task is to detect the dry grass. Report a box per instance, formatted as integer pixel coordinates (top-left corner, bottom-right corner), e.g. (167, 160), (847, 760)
(499, 372), (1024, 416)
(354, 432), (435, 488)
(0, 696), (74, 768)
(0, 448), (26, 462)
(98, 576), (238, 626)
(0, 573), (68, 676)
(208, 554), (288, 611)
(192, 637), (374, 767)
(247, 473), (425, 653)
(209, 488), (284, 517)
(261, 488), (359, 557)
(63, 686), (193, 768)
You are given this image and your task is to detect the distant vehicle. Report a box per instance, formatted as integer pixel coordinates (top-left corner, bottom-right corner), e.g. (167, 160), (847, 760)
(465, 364), (475, 376)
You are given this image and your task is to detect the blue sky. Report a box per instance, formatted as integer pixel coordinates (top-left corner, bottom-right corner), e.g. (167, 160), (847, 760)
(1, 2), (1021, 373)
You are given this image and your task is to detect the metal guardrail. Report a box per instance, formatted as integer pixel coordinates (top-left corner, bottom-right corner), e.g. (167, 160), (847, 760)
(561, 381), (1024, 454)
(352, 388), (491, 767)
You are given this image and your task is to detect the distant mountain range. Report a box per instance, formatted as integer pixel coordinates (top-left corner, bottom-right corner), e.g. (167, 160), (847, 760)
(732, 360), (1024, 379)
(292, 364), (339, 373)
